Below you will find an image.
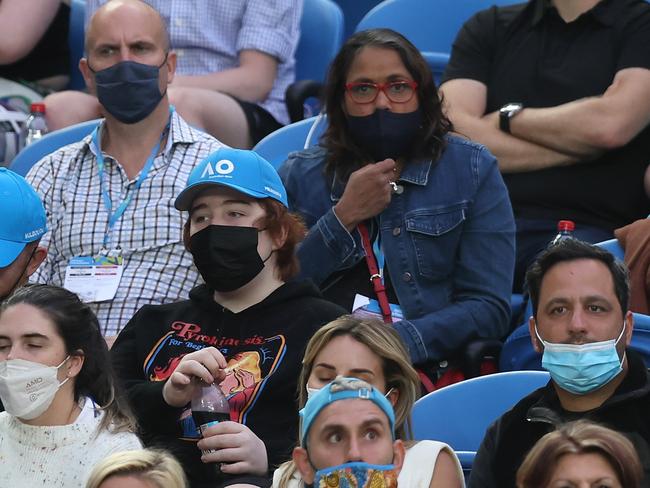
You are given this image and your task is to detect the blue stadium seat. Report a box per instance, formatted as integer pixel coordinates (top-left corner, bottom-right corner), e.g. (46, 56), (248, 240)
(333, 0), (382, 39)
(10, 119), (100, 176)
(286, 0), (344, 121)
(510, 292), (525, 328)
(499, 237), (650, 371)
(253, 116), (326, 170)
(596, 238), (624, 259)
(355, 0), (519, 82)
(412, 371), (550, 479)
(68, 0), (86, 90)
(295, 0), (344, 83)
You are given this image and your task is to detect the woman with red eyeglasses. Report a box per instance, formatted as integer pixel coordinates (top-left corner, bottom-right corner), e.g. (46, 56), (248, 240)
(278, 28), (516, 379)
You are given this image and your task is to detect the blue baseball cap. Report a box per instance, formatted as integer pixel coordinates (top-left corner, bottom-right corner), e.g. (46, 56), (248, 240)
(174, 148), (288, 210)
(0, 168), (47, 268)
(299, 377), (396, 447)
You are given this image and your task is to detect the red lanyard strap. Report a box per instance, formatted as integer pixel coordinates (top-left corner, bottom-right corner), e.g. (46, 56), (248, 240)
(358, 223), (393, 323)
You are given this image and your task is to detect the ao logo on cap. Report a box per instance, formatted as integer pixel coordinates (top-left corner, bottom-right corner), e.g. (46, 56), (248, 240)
(201, 159), (235, 178)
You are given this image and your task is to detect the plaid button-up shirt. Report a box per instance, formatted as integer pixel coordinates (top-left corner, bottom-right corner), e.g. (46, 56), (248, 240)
(27, 111), (225, 335)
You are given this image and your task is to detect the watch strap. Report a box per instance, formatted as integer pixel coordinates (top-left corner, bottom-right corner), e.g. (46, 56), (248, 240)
(499, 111), (511, 133)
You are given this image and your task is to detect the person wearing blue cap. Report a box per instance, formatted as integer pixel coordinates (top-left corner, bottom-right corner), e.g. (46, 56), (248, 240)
(291, 377), (404, 488)
(111, 147), (345, 488)
(0, 168), (47, 302)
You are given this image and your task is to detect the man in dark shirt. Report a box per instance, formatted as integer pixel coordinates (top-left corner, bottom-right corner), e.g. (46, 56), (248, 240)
(440, 0), (650, 290)
(469, 239), (650, 487)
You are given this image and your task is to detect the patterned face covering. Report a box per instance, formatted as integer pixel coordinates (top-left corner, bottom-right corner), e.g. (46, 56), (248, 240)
(313, 462), (398, 488)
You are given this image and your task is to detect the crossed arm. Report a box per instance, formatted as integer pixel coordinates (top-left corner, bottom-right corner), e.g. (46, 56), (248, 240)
(440, 67), (650, 173)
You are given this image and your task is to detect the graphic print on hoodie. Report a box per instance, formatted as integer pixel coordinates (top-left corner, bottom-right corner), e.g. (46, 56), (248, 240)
(144, 322), (288, 439)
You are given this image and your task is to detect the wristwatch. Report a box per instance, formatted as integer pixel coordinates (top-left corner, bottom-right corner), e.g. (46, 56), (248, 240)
(499, 102), (524, 133)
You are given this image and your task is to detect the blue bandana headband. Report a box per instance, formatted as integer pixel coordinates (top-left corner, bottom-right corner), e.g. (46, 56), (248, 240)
(299, 377), (396, 446)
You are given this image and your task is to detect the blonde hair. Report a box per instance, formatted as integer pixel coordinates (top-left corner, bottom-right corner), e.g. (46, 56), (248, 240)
(277, 315), (420, 488)
(85, 449), (187, 488)
(516, 421), (643, 488)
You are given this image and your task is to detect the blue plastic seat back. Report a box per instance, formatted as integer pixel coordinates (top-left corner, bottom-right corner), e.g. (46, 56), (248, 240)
(355, 0), (520, 53)
(296, 0), (344, 83)
(10, 119), (100, 176)
(455, 451), (476, 482)
(597, 238), (624, 259)
(68, 0), (87, 90)
(355, 0), (520, 84)
(411, 371), (550, 451)
(253, 116), (326, 170)
(499, 322), (542, 371)
(333, 0), (383, 39)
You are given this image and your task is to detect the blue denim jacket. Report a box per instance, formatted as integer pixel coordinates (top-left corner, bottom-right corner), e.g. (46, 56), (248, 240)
(279, 135), (515, 363)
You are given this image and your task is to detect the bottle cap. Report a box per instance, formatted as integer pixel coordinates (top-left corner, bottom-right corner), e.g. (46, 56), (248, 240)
(30, 103), (46, 114)
(557, 220), (575, 232)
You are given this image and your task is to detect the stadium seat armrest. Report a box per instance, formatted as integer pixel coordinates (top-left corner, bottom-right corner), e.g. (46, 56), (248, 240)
(286, 80), (324, 123)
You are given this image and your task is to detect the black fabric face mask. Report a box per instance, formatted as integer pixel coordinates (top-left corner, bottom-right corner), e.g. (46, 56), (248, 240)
(189, 225), (267, 292)
(89, 57), (167, 124)
(346, 108), (423, 161)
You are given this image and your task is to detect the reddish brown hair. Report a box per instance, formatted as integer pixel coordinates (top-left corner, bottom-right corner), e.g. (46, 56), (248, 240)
(183, 198), (306, 282)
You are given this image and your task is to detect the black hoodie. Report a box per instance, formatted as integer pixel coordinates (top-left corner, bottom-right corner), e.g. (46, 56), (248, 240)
(111, 281), (345, 488)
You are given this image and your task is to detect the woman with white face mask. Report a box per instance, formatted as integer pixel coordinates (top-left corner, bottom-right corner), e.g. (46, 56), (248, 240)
(0, 284), (141, 486)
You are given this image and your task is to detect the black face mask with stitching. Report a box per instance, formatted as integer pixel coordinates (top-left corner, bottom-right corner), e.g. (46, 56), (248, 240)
(189, 225), (265, 292)
(346, 108), (423, 162)
(90, 57), (167, 124)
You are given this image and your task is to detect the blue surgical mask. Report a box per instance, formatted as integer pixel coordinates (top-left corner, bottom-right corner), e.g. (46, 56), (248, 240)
(313, 461), (398, 488)
(89, 57), (167, 124)
(346, 108), (422, 162)
(535, 322), (626, 395)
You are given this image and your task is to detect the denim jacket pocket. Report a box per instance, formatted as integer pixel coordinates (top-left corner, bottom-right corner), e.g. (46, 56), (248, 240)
(405, 203), (468, 279)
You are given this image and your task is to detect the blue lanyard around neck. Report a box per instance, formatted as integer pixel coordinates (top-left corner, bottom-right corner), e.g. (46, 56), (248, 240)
(92, 111), (172, 248)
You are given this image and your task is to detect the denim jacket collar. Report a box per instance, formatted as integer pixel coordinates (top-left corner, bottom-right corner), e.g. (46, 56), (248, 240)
(328, 158), (433, 203)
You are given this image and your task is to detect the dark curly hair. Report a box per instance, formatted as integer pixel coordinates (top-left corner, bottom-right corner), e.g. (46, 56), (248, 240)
(322, 28), (452, 181)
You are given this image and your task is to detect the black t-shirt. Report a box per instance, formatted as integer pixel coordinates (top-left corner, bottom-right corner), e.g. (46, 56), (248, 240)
(0, 4), (70, 82)
(443, 0), (650, 230)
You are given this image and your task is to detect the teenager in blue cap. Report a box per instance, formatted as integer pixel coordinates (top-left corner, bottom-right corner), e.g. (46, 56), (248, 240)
(292, 377), (405, 488)
(111, 148), (345, 488)
(0, 167), (47, 301)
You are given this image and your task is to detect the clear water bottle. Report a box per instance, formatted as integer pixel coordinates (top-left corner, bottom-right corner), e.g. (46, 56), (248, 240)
(551, 220), (575, 246)
(23, 103), (48, 146)
(191, 381), (230, 477)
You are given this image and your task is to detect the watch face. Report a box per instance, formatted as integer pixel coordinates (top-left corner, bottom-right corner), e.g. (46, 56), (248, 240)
(501, 103), (523, 113)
